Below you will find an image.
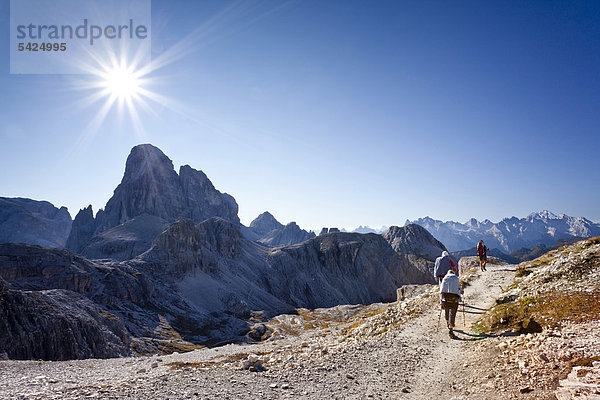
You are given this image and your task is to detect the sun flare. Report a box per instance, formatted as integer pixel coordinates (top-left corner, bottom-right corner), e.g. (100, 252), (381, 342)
(103, 67), (141, 100)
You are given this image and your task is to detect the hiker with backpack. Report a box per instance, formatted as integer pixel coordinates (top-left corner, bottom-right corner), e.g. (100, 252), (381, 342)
(433, 250), (458, 284)
(440, 269), (464, 335)
(477, 240), (489, 271)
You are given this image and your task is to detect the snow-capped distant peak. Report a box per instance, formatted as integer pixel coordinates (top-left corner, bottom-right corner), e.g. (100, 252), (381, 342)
(408, 210), (600, 253)
(530, 210), (559, 220)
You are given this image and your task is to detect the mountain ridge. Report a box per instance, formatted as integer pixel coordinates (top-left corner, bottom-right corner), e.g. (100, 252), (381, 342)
(407, 210), (600, 252)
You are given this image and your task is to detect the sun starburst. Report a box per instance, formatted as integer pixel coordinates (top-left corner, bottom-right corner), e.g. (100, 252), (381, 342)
(102, 66), (141, 101)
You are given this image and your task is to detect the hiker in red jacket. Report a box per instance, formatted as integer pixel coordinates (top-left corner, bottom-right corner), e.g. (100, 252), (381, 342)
(477, 240), (489, 271)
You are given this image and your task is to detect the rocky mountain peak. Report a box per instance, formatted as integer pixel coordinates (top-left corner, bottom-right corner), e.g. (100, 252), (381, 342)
(65, 205), (95, 251)
(250, 212), (283, 237)
(122, 144), (176, 184)
(66, 144), (240, 254)
(529, 210), (559, 221)
(382, 224), (447, 261)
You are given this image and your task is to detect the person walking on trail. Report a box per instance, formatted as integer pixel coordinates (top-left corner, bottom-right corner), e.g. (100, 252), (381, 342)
(477, 240), (489, 271)
(440, 269), (463, 335)
(434, 250), (458, 284)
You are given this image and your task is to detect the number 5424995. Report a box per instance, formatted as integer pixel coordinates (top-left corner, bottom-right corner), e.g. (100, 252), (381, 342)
(17, 42), (66, 51)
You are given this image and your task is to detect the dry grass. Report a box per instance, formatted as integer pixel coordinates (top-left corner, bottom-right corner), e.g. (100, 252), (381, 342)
(100, 311), (119, 320)
(515, 267), (533, 277)
(584, 236), (600, 247)
(156, 340), (204, 354)
(475, 290), (600, 334)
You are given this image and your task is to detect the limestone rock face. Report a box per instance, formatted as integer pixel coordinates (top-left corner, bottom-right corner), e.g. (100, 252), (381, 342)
(142, 218), (243, 275)
(66, 144), (240, 258)
(179, 165), (239, 225)
(0, 197), (72, 248)
(0, 243), (190, 359)
(0, 243), (152, 299)
(0, 288), (130, 360)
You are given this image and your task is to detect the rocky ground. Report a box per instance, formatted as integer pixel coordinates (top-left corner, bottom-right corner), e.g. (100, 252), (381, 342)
(1, 238), (598, 399)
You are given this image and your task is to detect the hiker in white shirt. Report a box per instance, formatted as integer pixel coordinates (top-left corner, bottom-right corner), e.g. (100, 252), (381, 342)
(439, 269), (463, 335)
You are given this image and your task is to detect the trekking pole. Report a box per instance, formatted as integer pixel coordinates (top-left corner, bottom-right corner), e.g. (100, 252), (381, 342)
(462, 301), (466, 327)
(438, 307), (442, 331)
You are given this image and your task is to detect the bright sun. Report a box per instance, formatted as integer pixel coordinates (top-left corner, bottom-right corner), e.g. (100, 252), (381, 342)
(103, 67), (141, 100)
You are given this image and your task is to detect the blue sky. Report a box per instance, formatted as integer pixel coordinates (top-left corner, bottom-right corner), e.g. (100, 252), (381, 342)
(1, 0), (599, 231)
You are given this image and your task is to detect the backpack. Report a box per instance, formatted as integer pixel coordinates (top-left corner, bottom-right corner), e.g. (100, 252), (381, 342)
(477, 242), (484, 255)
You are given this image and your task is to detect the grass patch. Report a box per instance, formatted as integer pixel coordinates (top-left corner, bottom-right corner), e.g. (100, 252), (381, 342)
(515, 267), (533, 278)
(100, 311), (119, 320)
(475, 290), (600, 334)
(166, 360), (217, 370)
(156, 341), (204, 354)
(584, 236), (600, 247)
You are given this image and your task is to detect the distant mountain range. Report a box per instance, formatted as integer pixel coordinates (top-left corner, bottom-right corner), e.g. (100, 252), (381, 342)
(407, 211), (600, 253)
